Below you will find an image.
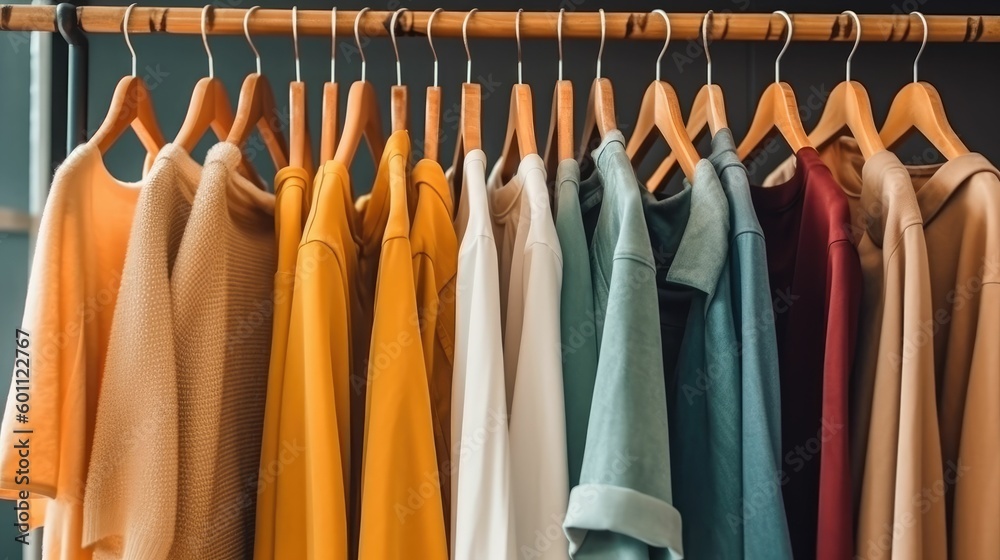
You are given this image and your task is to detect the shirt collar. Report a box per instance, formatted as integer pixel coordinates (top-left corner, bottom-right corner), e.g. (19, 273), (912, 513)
(910, 153), (998, 225)
(664, 159), (730, 298)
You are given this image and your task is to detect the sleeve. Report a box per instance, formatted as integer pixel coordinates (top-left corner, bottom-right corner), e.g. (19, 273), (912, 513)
(736, 234), (794, 560)
(452, 236), (515, 559)
(563, 256), (683, 559)
(815, 240), (860, 560)
(509, 243), (569, 559)
(271, 240), (350, 558)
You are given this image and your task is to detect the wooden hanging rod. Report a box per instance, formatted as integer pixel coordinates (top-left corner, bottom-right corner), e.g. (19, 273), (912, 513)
(1, 6), (998, 42)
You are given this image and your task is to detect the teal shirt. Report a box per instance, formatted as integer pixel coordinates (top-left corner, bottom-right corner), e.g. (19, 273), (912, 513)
(708, 129), (792, 560)
(555, 159), (599, 490)
(643, 157), (741, 559)
(563, 132), (683, 559)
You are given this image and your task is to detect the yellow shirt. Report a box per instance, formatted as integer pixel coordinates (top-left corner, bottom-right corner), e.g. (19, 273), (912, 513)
(267, 161), (358, 559)
(255, 165), (310, 559)
(0, 143), (141, 559)
(409, 158), (457, 540)
(358, 131), (447, 559)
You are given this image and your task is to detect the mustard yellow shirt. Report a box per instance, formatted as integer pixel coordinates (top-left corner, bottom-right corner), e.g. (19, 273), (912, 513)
(358, 131), (448, 559)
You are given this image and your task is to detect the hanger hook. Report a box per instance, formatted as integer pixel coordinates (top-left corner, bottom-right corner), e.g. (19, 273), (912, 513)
(428, 8), (443, 88)
(774, 10), (793, 84)
(355, 7), (369, 82)
(330, 7), (337, 82)
(122, 3), (138, 77)
(703, 11), (714, 85)
(652, 9), (671, 82)
(200, 5), (213, 79)
(911, 11), (928, 83)
(390, 8), (406, 87)
(244, 6), (261, 75)
(292, 6), (301, 82)
(597, 8), (606, 79)
(515, 9), (523, 85)
(463, 9), (477, 84)
(557, 9), (565, 81)
(843, 11), (861, 81)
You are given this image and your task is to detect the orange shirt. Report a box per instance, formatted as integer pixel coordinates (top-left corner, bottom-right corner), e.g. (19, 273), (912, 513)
(255, 165), (311, 559)
(358, 131), (447, 559)
(267, 161), (359, 559)
(409, 159), (458, 538)
(0, 143), (142, 558)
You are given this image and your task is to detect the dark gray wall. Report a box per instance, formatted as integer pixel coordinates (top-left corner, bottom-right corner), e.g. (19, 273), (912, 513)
(1, 0), (999, 558)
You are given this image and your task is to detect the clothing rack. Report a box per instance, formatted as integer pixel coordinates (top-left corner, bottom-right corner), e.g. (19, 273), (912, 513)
(2, 5), (1000, 42)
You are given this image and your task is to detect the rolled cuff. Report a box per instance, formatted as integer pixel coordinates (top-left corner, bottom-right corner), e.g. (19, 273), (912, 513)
(563, 483), (684, 559)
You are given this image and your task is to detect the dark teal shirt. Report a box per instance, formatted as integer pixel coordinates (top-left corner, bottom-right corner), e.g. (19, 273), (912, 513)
(709, 129), (792, 560)
(563, 132), (683, 560)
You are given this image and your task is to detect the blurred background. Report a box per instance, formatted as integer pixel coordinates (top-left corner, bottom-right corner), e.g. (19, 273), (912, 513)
(1, 0), (999, 558)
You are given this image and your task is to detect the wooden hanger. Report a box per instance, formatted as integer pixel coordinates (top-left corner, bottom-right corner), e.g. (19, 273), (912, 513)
(499, 10), (538, 181)
(174, 7), (235, 153)
(91, 3), (166, 156)
(423, 9), (444, 162)
(625, 10), (700, 183)
(880, 12), (969, 159)
(334, 8), (385, 167)
(807, 11), (885, 159)
(578, 9), (617, 160)
(226, 6), (289, 171)
(288, 7), (312, 171)
(736, 11), (812, 162)
(450, 10), (483, 196)
(649, 11), (728, 190)
(543, 9), (574, 178)
(319, 7), (339, 165)
(389, 9), (408, 133)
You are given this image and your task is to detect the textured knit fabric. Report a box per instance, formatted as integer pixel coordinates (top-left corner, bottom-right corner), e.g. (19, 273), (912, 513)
(255, 165), (310, 560)
(554, 158), (598, 490)
(643, 153), (738, 560)
(78, 145), (200, 560)
(0, 142), (142, 560)
(266, 161), (358, 560)
(563, 131), (682, 559)
(168, 142), (276, 559)
(753, 146), (861, 560)
(358, 131), (448, 559)
(450, 150), (516, 559)
(708, 129), (793, 560)
(772, 146), (943, 560)
(410, 158), (458, 541)
(487, 154), (569, 560)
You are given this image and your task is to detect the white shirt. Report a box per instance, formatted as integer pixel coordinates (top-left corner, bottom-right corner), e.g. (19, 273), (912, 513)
(488, 154), (570, 560)
(451, 149), (516, 559)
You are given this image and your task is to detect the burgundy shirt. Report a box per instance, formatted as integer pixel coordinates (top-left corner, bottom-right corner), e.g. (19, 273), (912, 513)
(750, 148), (861, 560)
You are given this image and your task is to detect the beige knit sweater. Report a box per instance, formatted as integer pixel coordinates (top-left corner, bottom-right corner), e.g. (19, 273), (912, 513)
(84, 142), (275, 559)
(169, 143), (275, 559)
(83, 144), (201, 560)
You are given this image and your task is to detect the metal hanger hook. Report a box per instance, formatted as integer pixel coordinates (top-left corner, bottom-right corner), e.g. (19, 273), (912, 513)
(244, 6), (261, 75)
(355, 7), (370, 82)
(122, 3), (138, 77)
(330, 7), (337, 82)
(597, 8), (606, 79)
(557, 9), (565, 81)
(843, 10), (861, 82)
(911, 11), (928, 82)
(428, 8), (443, 88)
(653, 9), (671, 82)
(774, 10), (793, 84)
(463, 8), (477, 84)
(200, 5), (214, 78)
(292, 6), (301, 82)
(390, 8), (406, 87)
(703, 11), (714, 86)
(515, 9), (523, 85)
